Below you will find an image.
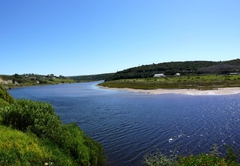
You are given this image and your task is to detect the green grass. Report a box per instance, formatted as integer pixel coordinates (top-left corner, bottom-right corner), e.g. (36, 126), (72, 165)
(0, 125), (76, 165)
(99, 75), (240, 90)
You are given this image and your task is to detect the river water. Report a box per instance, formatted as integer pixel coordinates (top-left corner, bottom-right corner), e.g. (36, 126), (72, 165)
(8, 81), (240, 165)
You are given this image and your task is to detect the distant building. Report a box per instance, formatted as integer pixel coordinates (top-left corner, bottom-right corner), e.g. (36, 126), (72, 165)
(153, 74), (166, 78)
(230, 72), (240, 75)
(174, 73), (181, 77)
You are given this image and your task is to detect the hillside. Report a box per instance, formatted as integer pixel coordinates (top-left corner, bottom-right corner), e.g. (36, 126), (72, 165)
(0, 74), (75, 89)
(105, 59), (240, 81)
(69, 73), (114, 82)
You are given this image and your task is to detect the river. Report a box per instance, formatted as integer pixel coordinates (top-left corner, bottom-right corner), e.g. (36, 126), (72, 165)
(8, 81), (240, 165)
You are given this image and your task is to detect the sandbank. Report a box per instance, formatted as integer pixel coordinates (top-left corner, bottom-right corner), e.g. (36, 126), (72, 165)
(100, 86), (240, 95)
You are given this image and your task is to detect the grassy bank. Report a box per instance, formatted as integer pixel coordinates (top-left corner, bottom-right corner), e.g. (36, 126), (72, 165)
(0, 125), (76, 165)
(99, 75), (240, 90)
(0, 84), (107, 165)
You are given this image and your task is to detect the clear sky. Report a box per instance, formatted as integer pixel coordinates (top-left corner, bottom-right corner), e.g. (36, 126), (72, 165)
(1, 0), (240, 76)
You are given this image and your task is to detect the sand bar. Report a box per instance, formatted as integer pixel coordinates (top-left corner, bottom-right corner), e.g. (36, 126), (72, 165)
(100, 86), (240, 95)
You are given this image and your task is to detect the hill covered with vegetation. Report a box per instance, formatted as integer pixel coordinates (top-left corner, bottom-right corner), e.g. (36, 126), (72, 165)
(0, 73), (75, 89)
(0, 84), (107, 165)
(69, 73), (114, 82)
(106, 59), (240, 81)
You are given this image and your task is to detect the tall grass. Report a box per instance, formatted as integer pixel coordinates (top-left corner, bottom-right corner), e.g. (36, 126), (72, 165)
(0, 125), (75, 165)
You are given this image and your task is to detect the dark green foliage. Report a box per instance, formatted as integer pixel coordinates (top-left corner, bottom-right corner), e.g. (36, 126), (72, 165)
(226, 144), (239, 163)
(106, 59), (240, 81)
(1, 99), (59, 133)
(0, 99), (107, 165)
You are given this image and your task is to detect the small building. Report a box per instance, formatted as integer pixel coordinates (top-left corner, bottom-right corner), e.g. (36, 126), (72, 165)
(174, 73), (181, 77)
(153, 74), (166, 78)
(230, 73), (240, 75)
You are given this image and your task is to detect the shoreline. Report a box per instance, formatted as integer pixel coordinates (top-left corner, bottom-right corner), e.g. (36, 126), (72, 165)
(99, 86), (240, 95)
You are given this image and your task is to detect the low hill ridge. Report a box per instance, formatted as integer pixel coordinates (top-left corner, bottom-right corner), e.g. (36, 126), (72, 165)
(106, 59), (240, 81)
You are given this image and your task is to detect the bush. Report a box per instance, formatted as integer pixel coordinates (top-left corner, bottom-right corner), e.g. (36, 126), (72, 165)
(1, 99), (61, 134)
(0, 99), (107, 165)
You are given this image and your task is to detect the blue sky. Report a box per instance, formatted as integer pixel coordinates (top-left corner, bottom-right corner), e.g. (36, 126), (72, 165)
(1, 0), (240, 76)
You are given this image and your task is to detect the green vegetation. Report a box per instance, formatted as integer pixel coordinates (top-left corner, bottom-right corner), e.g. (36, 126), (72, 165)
(100, 75), (240, 90)
(0, 84), (14, 105)
(144, 145), (240, 166)
(0, 73), (75, 89)
(0, 84), (107, 165)
(0, 125), (75, 165)
(100, 59), (240, 90)
(106, 59), (240, 81)
(69, 73), (114, 82)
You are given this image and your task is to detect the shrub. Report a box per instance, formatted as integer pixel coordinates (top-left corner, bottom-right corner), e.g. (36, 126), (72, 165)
(0, 99), (107, 165)
(0, 99), (61, 135)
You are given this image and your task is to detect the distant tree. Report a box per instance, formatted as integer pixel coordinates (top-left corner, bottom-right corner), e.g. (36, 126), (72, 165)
(13, 73), (19, 78)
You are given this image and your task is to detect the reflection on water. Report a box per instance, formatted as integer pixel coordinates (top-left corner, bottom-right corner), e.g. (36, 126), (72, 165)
(9, 82), (240, 166)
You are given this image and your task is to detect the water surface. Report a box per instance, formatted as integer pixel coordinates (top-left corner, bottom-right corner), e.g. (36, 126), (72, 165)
(9, 82), (240, 165)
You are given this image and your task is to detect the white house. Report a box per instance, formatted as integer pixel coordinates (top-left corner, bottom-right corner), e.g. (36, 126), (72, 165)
(230, 73), (240, 75)
(153, 74), (166, 77)
(174, 73), (181, 77)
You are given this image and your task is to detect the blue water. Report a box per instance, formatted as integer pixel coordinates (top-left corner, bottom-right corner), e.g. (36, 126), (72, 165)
(8, 82), (240, 165)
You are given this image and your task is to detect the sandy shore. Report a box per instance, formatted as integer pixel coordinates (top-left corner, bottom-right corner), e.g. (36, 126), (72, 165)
(100, 86), (240, 95)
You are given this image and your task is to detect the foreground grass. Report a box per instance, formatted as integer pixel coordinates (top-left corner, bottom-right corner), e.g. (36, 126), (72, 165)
(99, 75), (240, 90)
(0, 125), (75, 165)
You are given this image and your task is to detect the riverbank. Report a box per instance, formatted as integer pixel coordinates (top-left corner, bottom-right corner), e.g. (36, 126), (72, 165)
(99, 86), (240, 95)
(98, 75), (240, 95)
